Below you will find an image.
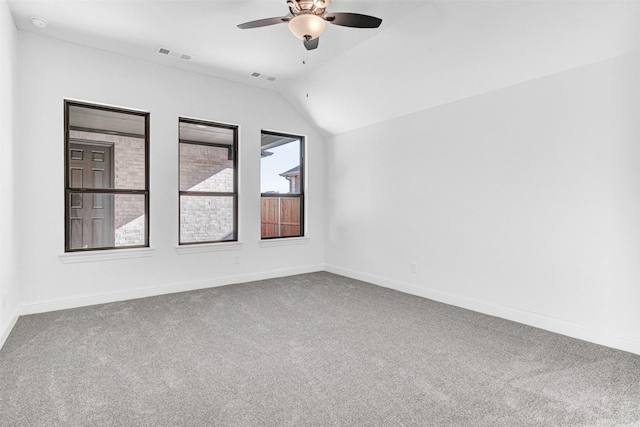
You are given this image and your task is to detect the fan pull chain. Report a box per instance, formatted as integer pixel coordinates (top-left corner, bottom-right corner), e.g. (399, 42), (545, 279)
(304, 49), (309, 98)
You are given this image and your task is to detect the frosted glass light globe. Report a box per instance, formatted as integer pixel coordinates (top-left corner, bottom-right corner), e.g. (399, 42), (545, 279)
(288, 14), (326, 40)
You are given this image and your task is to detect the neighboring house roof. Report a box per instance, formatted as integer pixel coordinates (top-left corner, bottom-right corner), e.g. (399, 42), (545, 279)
(279, 165), (300, 177)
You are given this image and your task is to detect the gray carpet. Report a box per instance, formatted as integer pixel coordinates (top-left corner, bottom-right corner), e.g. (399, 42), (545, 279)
(1, 272), (639, 426)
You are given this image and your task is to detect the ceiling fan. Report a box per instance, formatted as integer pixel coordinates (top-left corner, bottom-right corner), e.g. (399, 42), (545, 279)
(237, 0), (382, 51)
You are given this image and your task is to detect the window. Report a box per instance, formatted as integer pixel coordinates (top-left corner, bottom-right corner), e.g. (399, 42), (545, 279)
(64, 101), (149, 252)
(179, 118), (238, 244)
(260, 131), (304, 239)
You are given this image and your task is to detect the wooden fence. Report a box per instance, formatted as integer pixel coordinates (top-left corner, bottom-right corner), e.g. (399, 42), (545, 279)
(261, 197), (301, 238)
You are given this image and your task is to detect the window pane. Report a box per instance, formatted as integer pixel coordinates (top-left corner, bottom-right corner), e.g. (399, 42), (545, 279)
(180, 196), (235, 243)
(65, 101), (149, 253)
(260, 136), (301, 195)
(114, 194), (147, 247)
(179, 143), (234, 192)
(179, 121), (234, 145)
(261, 197), (301, 238)
(68, 105), (146, 190)
(178, 118), (238, 246)
(68, 193), (146, 250)
(68, 105), (145, 135)
(260, 131), (303, 239)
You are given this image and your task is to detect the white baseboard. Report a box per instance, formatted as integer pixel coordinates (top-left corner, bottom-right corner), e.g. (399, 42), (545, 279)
(19, 264), (324, 316)
(10, 263), (640, 356)
(0, 309), (19, 351)
(325, 264), (640, 356)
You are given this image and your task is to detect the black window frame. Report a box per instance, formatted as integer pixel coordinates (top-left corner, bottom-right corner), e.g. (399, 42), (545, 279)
(178, 117), (239, 245)
(64, 100), (150, 253)
(260, 130), (305, 240)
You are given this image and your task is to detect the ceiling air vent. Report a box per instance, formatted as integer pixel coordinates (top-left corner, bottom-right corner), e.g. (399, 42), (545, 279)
(251, 72), (276, 82)
(157, 47), (192, 61)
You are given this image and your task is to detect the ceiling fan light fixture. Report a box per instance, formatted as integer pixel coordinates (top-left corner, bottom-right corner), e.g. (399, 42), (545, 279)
(288, 14), (326, 40)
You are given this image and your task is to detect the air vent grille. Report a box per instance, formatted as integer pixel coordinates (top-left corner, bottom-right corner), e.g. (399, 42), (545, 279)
(251, 72), (276, 82)
(157, 47), (192, 61)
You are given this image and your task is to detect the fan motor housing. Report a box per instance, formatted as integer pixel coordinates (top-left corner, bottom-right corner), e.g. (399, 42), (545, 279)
(287, 0), (331, 16)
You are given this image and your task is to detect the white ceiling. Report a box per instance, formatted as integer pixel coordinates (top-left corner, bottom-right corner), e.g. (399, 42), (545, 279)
(8, 0), (640, 135)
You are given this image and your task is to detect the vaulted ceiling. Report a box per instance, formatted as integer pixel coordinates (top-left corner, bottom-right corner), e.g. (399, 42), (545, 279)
(8, 0), (640, 135)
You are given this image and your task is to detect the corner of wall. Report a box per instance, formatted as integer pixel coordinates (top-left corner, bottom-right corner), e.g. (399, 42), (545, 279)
(325, 264), (640, 356)
(0, 0), (21, 349)
(322, 53), (640, 356)
(0, 308), (18, 350)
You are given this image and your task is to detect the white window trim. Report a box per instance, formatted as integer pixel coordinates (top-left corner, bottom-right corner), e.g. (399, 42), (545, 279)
(59, 247), (155, 264)
(259, 237), (310, 248)
(176, 241), (244, 255)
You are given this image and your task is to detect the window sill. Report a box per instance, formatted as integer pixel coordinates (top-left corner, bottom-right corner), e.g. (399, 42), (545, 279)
(176, 241), (243, 255)
(59, 247), (155, 264)
(259, 237), (310, 248)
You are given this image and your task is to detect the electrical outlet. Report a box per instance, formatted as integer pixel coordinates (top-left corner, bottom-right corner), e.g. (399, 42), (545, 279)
(233, 255), (240, 265)
(410, 262), (418, 274)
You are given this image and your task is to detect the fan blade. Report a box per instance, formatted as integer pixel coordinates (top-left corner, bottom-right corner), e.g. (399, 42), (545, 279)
(304, 37), (319, 50)
(237, 16), (290, 29)
(325, 12), (382, 28)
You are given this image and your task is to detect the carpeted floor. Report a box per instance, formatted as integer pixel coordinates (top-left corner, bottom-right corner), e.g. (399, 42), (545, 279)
(1, 272), (639, 426)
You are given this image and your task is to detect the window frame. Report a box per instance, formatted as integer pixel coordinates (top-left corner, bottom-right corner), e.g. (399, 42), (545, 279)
(260, 130), (305, 240)
(64, 100), (150, 253)
(178, 117), (239, 245)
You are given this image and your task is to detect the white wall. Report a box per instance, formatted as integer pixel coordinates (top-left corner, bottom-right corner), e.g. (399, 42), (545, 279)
(6, 21), (640, 358)
(325, 53), (640, 355)
(0, 0), (20, 347)
(15, 32), (325, 312)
